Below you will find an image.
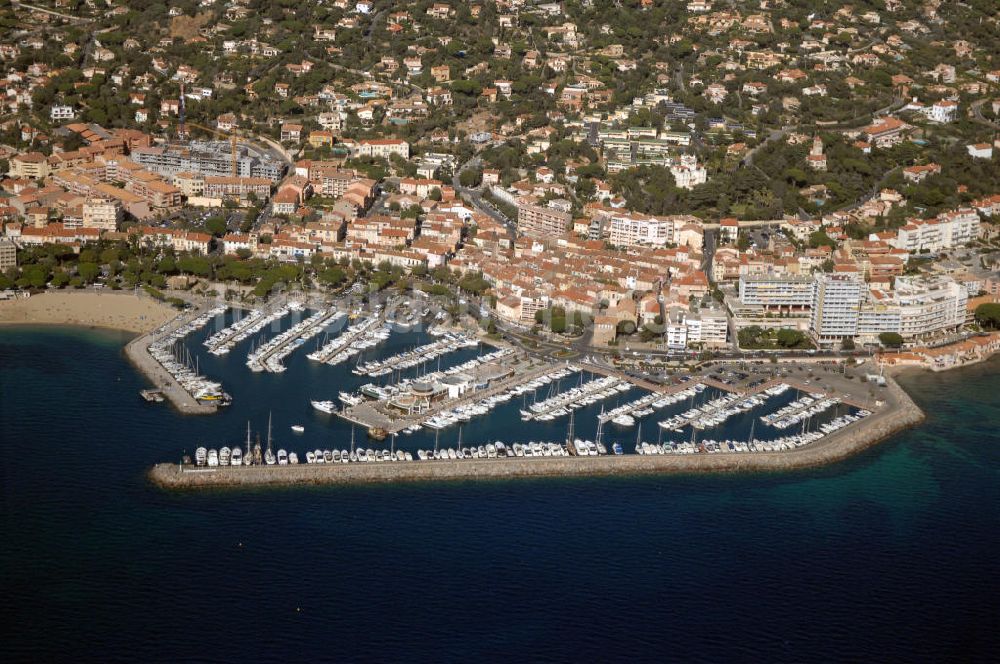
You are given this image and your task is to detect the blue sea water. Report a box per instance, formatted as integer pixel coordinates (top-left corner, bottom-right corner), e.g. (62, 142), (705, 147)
(1, 323), (999, 662)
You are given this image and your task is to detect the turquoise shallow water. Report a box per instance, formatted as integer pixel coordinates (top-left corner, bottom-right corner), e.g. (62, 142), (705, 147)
(1, 324), (998, 662)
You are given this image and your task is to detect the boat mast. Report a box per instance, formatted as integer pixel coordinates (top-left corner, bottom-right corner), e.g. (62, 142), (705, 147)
(350, 427), (356, 453)
(267, 412), (273, 453)
(566, 409), (575, 446)
(434, 429), (440, 453)
(635, 422), (642, 448)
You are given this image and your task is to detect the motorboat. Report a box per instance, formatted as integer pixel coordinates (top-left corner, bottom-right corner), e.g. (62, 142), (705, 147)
(311, 400), (337, 414)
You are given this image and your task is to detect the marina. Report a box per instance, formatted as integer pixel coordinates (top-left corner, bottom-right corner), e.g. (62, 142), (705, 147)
(203, 304), (293, 356)
(246, 306), (344, 373)
(306, 309), (388, 365)
(352, 332), (479, 377)
(110, 296), (922, 488)
(520, 374), (630, 422)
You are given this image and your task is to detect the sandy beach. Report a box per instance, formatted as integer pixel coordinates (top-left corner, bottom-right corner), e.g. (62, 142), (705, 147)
(0, 291), (177, 334)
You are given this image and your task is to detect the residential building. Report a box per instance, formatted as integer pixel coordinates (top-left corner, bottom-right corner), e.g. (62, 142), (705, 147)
(0, 239), (16, 271)
(810, 273), (862, 342)
(516, 200), (572, 238)
(82, 197), (123, 231)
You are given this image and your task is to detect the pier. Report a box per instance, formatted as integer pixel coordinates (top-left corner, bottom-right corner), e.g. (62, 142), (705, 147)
(337, 358), (557, 435)
(353, 333), (478, 377)
(306, 311), (386, 364)
(125, 307), (218, 415)
(247, 307), (343, 372)
(204, 304), (288, 355)
(521, 374), (626, 421)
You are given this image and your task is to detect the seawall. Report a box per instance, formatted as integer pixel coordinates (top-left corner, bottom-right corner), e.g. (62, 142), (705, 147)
(148, 373), (925, 490)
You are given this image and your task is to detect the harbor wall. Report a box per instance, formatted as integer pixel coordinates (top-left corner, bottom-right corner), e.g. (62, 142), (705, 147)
(123, 307), (218, 416)
(148, 374), (925, 490)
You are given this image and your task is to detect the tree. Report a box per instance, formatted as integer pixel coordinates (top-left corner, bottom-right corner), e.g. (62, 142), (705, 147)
(17, 264), (50, 289)
(841, 337), (856, 351)
(879, 332), (904, 348)
(776, 328), (805, 348)
(50, 270), (70, 288)
(77, 262), (101, 283)
(459, 168), (482, 188)
(974, 303), (1000, 329)
(808, 230), (836, 248)
(616, 320), (637, 336)
(205, 216), (228, 236)
(738, 325), (763, 347)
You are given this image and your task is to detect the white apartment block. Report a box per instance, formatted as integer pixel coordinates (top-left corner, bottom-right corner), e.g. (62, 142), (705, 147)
(878, 209), (980, 254)
(82, 197), (123, 231)
(50, 105), (76, 121)
(607, 212), (677, 248)
(895, 276), (967, 339)
(666, 307), (728, 349)
(810, 273), (862, 342)
(738, 275), (815, 311)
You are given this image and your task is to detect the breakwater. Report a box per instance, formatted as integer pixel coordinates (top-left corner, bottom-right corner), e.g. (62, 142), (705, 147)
(149, 374), (924, 489)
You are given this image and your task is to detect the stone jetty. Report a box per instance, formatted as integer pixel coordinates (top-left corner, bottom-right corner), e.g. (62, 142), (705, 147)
(124, 309), (217, 416)
(148, 373), (925, 490)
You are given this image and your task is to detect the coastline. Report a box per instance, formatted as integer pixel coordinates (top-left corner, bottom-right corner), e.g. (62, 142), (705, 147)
(148, 370), (926, 490)
(0, 290), (176, 334)
(0, 290), (219, 415)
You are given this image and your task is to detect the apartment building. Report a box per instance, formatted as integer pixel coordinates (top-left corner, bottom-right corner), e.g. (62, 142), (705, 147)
(8, 153), (50, 179)
(895, 276), (967, 339)
(82, 197), (123, 231)
(0, 239), (16, 271)
(131, 143), (283, 181)
(882, 209), (980, 253)
(607, 212), (676, 248)
(516, 200), (572, 238)
(810, 273), (863, 342)
(738, 275), (815, 311)
(203, 176), (272, 203)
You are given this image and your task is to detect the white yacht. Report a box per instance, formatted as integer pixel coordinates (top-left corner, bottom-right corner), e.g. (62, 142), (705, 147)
(311, 400), (337, 414)
(291, 425), (305, 433)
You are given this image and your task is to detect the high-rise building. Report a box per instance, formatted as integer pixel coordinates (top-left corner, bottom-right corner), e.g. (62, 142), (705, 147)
(738, 275), (815, 311)
(0, 239), (16, 272)
(810, 273), (862, 342)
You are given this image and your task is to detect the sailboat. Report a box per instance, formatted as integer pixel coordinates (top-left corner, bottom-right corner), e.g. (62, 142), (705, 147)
(243, 421), (253, 465)
(264, 412), (277, 465)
